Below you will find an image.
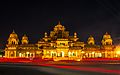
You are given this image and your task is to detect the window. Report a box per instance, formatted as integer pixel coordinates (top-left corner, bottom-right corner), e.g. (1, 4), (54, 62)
(52, 53), (56, 57)
(60, 43), (65, 46)
(72, 52), (76, 56)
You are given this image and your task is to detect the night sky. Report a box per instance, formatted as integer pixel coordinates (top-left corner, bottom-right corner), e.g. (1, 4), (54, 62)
(0, 0), (120, 48)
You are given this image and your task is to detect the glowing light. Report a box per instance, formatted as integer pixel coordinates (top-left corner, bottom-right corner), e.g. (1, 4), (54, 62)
(92, 52), (94, 54)
(115, 46), (120, 55)
(38, 64), (120, 74)
(19, 53), (21, 57)
(117, 51), (120, 54)
(26, 52), (29, 54)
(81, 51), (85, 53)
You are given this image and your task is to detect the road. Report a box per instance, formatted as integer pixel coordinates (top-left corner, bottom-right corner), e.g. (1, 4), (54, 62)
(0, 63), (119, 75)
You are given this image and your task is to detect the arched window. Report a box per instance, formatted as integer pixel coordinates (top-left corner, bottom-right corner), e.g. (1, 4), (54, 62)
(12, 41), (15, 44)
(10, 51), (14, 57)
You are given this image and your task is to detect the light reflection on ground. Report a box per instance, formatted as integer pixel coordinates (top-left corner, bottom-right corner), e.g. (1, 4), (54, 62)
(0, 58), (120, 75)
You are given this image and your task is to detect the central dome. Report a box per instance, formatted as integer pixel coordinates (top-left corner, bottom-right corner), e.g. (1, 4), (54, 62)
(54, 21), (65, 31)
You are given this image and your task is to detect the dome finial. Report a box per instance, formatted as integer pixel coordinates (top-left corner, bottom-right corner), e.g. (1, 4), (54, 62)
(58, 21), (61, 25)
(90, 35), (92, 37)
(24, 34), (27, 36)
(105, 32), (108, 35)
(12, 29), (15, 33)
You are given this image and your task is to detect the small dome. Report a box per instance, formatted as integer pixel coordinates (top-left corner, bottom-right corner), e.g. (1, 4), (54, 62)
(103, 32), (111, 39)
(21, 34), (29, 44)
(87, 35), (95, 45)
(88, 35), (94, 40)
(22, 34), (28, 40)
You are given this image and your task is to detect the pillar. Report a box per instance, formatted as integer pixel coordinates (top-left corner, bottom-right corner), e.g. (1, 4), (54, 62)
(76, 51), (77, 57)
(105, 51), (107, 58)
(33, 53), (35, 58)
(5, 51), (7, 57)
(8, 51), (10, 58)
(14, 51), (16, 58)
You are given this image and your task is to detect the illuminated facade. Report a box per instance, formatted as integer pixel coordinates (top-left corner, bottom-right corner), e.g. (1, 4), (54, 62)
(83, 33), (115, 58)
(4, 22), (120, 61)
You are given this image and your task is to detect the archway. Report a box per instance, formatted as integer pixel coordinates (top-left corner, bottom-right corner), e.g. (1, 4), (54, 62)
(60, 51), (64, 57)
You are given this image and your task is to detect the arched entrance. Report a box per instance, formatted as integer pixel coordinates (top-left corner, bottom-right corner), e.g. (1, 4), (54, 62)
(10, 51), (14, 57)
(60, 51), (64, 57)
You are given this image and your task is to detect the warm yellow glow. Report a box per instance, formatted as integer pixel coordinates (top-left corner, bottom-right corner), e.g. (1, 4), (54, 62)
(116, 51), (120, 55)
(26, 52), (29, 54)
(5, 21), (117, 61)
(81, 51), (85, 53)
(19, 53), (21, 57)
(92, 52), (95, 54)
(115, 46), (120, 55)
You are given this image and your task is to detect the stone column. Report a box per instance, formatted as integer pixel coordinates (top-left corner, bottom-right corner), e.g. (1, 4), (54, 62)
(105, 51), (107, 58)
(5, 51), (7, 57)
(76, 51), (77, 57)
(14, 51), (16, 58)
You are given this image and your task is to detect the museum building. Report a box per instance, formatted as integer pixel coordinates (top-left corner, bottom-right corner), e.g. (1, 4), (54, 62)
(5, 22), (119, 61)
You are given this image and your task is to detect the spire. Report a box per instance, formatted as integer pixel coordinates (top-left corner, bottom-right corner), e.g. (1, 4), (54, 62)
(12, 29), (15, 33)
(105, 32), (108, 35)
(22, 34), (28, 39)
(90, 35), (92, 37)
(23, 34), (27, 37)
(58, 21), (61, 25)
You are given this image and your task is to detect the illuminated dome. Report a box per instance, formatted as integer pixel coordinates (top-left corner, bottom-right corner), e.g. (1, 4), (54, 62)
(87, 35), (95, 45)
(22, 34), (28, 40)
(9, 30), (18, 38)
(54, 21), (65, 31)
(102, 32), (112, 45)
(103, 32), (111, 39)
(8, 30), (19, 44)
(22, 34), (29, 44)
(88, 35), (94, 40)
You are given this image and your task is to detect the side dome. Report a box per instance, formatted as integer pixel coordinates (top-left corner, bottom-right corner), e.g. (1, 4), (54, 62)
(21, 34), (29, 44)
(103, 32), (111, 39)
(22, 34), (28, 40)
